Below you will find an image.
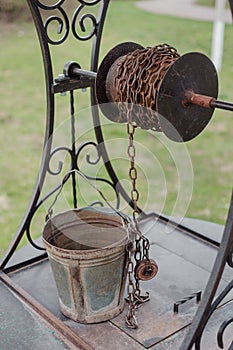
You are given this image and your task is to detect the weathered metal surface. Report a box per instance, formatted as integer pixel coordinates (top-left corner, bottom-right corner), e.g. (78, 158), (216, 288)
(96, 41), (144, 122)
(111, 247), (219, 347)
(96, 43), (179, 131)
(1, 1), (232, 349)
(96, 43), (221, 142)
(9, 217), (233, 349)
(65, 319), (143, 350)
(42, 207), (128, 323)
(135, 259), (158, 281)
(0, 272), (93, 350)
(182, 88), (233, 112)
(150, 299), (233, 350)
(157, 52), (218, 142)
(0, 281), (70, 350)
(182, 89), (214, 109)
(173, 291), (202, 314)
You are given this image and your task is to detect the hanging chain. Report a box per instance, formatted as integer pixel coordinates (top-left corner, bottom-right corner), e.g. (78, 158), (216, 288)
(126, 238), (138, 328)
(121, 43), (170, 325)
(125, 121), (141, 328)
(125, 109), (153, 328)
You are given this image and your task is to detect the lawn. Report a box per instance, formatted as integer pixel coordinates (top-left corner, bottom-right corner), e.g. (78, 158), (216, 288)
(0, 1), (232, 257)
(197, 0), (230, 7)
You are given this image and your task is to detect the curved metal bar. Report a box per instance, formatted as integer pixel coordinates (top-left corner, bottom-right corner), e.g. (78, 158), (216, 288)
(38, 0), (102, 45)
(75, 141), (120, 208)
(13, 133), (112, 250)
(75, 141), (101, 167)
(72, 5), (98, 41)
(180, 191), (233, 350)
(227, 246), (233, 267)
(35, 182), (66, 213)
(37, 0), (66, 11)
(90, 200), (104, 207)
(1, 1), (55, 270)
(78, 0), (102, 5)
(194, 280), (233, 349)
(22, 181), (67, 251)
(59, 169), (124, 221)
(218, 316), (233, 349)
(44, 7), (70, 45)
(26, 227), (45, 251)
(48, 146), (72, 175)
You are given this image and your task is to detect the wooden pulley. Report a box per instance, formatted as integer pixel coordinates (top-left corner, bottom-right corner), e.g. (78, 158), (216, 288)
(135, 259), (158, 281)
(95, 42), (227, 142)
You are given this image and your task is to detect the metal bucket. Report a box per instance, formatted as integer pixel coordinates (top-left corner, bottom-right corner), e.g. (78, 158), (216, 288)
(42, 207), (128, 323)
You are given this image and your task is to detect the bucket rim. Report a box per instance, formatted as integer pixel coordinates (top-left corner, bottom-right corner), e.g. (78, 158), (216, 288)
(42, 206), (129, 254)
(44, 206), (125, 223)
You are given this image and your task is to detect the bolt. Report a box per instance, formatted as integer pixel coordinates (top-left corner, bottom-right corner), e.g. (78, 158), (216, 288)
(55, 73), (67, 83)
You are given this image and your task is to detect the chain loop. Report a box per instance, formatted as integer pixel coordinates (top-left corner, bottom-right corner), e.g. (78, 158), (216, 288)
(114, 43), (180, 130)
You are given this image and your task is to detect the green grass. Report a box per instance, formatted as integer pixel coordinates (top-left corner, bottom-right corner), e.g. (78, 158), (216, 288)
(196, 0), (216, 6)
(0, 1), (232, 257)
(196, 0), (230, 8)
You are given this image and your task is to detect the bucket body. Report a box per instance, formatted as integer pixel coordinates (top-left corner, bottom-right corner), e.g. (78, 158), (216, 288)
(42, 207), (128, 323)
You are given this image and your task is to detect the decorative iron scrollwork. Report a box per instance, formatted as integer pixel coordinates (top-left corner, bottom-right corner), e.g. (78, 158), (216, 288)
(37, 0), (101, 45)
(37, 0), (101, 9)
(217, 317), (233, 349)
(78, 0), (102, 5)
(23, 140), (120, 250)
(72, 6), (97, 41)
(36, 0), (66, 10)
(48, 146), (71, 175)
(44, 8), (70, 45)
(76, 141), (101, 167)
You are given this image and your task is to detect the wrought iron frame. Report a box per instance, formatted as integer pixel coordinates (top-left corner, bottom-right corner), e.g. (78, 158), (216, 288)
(0, 1), (233, 349)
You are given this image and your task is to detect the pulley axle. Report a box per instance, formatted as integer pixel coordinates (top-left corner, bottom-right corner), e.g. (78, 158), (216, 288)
(182, 89), (233, 112)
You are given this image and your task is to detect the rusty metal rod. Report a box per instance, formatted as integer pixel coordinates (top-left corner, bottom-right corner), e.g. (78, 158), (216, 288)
(183, 89), (233, 112)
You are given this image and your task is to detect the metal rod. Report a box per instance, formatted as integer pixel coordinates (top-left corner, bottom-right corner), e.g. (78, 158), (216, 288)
(210, 99), (233, 111)
(70, 90), (78, 209)
(72, 68), (97, 80)
(183, 89), (233, 112)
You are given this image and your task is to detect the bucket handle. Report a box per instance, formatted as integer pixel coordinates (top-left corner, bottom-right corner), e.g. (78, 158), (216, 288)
(46, 169), (131, 227)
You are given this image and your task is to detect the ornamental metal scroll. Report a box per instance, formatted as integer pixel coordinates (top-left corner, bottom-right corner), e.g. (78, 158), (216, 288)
(36, 0), (102, 44)
(1, 2), (233, 350)
(0, 0), (115, 269)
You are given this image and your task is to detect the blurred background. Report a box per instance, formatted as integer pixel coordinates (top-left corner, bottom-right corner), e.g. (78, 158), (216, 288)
(0, 0), (232, 256)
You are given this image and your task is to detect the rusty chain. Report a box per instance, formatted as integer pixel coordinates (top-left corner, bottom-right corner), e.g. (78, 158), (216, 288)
(113, 43), (180, 131)
(121, 45), (174, 328)
(125, 111), (152, 328)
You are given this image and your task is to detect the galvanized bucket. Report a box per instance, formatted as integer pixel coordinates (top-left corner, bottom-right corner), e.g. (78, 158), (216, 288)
(42, 206), (128, 323)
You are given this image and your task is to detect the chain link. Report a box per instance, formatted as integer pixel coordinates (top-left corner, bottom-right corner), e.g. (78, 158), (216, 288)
(122, 43), (170, 328)
(125, 111), (151, 328)
(125, 243), (138, 328)
(114, 43), (180, 131)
